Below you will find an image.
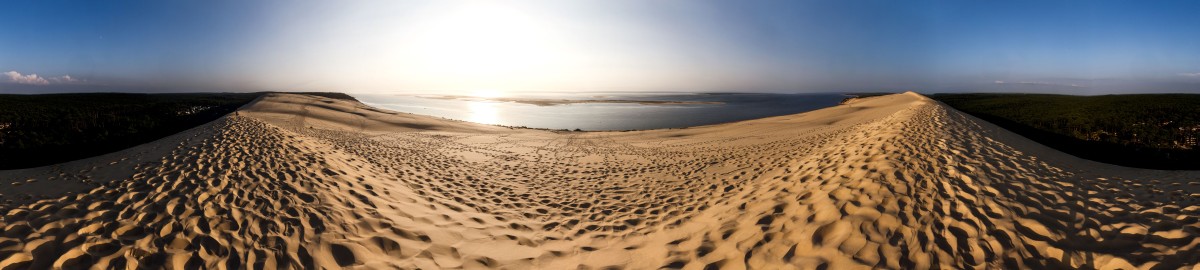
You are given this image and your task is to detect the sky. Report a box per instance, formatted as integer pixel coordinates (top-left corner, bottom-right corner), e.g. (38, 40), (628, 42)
(2, 0), (1200, 95)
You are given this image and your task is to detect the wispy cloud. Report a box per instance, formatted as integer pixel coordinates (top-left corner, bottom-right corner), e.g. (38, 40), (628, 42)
(994, 80), (1084, 88)
(1179, 73), (1200, 77)
(3, 71), (79, 85)
(51, 75), (77, 83)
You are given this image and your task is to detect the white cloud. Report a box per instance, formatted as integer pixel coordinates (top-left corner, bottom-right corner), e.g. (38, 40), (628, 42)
(1179, 73), (1200, 77)
(3, 71), (80, 85)
(51, 75), (77, 83)
(4, 71), (49, 85)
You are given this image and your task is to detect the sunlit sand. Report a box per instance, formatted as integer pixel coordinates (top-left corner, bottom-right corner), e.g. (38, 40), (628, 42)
(0, 92), (1197, 269)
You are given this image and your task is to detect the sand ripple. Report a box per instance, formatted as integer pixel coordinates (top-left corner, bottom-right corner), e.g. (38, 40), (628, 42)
(0, 92), (1197, 269)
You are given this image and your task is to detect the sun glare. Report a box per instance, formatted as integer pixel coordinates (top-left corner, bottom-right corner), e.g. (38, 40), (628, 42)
(406, 1), (567, 91)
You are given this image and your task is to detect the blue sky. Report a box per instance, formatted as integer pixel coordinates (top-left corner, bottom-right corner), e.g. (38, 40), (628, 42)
(2, 0), (1200, 94)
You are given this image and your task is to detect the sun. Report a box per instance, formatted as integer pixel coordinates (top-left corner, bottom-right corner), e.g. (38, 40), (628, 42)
(407, 2), (564, 86)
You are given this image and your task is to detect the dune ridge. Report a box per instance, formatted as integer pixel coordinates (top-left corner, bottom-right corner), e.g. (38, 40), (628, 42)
(1, 92), (1197, 269)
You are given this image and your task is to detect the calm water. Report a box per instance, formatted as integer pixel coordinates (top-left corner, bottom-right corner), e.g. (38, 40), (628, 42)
(352, 92), (847, 131)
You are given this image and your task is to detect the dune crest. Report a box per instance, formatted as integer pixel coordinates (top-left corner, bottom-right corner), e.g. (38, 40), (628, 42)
(1, 93), (1197, 269)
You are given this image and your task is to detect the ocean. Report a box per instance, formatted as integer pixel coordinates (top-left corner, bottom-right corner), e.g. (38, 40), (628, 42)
(351, 92), (847, 131)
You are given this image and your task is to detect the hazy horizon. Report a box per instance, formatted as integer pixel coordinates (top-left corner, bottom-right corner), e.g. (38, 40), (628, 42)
(3, 0), (1200, 95)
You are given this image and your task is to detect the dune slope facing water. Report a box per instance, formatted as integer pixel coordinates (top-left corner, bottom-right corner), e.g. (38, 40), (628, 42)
(0, 92), (1197, 269)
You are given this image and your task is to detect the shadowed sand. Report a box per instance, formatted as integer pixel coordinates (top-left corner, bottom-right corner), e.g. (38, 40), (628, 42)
(0, 92), (1198, 269)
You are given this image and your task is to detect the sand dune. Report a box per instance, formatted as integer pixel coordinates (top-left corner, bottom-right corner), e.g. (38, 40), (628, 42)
(1, 92), (1198, 269)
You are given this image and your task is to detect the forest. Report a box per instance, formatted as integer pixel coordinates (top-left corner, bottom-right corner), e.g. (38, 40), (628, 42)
(0, 92), (356, 169)
(932, 93), (1200, 170)
(0, 93), (263, 169)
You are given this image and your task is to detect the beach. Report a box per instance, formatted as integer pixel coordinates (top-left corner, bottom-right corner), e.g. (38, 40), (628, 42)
(0, 92), (1197, 269)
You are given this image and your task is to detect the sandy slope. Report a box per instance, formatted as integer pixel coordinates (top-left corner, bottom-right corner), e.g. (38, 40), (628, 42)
(1, 92), (1198, 269)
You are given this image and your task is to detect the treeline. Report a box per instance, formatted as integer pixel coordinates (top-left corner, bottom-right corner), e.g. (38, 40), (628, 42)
(0, 93), (263, 169)
(931, 93), (1200, 170)
(286, 92), (358, 102)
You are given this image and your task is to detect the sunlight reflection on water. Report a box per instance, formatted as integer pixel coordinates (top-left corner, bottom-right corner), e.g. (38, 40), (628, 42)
(466, 101), (501, 125)
(355, 93), (845, 130)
